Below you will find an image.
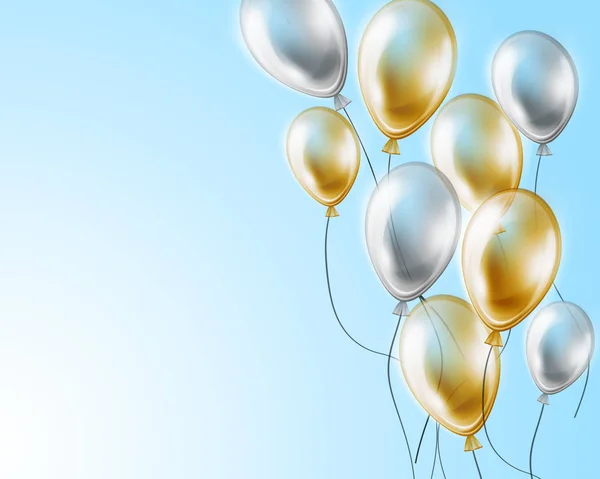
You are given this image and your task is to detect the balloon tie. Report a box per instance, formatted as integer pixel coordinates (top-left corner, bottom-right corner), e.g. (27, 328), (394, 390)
(387, 314), (416, 479)
(325, 206), (339, 218)
(333, 94), (351, 112)
(482, 345), (542, 478)
(340, 107), (378, 186)
(529, 403), (546, 479)
(536, 143), (552, 156)
(324, 217), (396, 360)
(465, 435), (482, 452)
(383, 138), (400, 155)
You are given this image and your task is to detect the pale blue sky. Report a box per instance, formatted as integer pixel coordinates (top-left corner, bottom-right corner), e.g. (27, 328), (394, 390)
(0, 0), (596, 478)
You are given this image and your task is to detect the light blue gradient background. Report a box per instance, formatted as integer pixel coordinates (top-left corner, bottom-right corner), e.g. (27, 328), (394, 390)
(0, 0), (595, 477)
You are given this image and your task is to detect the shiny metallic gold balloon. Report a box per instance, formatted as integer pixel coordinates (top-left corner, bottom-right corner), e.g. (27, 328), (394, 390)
(431, 94), (523, 212)
(399, 295), (500, 451)
(463, 190), (562, 345)
(358, 0), (457, 154)
(287, 107), (360, 217)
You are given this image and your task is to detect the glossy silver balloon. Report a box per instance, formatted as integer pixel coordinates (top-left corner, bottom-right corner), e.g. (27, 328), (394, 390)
(240, 0), (348, 99)
(365, 162), (461, 303)
(492, 31), (578, 151)
(527, 302), (595, 400)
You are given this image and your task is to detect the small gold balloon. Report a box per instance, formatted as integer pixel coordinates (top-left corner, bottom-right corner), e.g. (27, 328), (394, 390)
(463, 190), (562, 344)
(399, 295), (500, 450)
(286, 107), (360, 217)
(358, 0), (457, 154)
(431, 94), (523, 212)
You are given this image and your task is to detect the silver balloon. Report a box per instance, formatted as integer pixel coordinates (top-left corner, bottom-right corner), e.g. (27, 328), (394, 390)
(240, 0), (349, 105)
(492, 31), (578, 155)
(527, 301), (595, 404)
(365, 163), (461, 310)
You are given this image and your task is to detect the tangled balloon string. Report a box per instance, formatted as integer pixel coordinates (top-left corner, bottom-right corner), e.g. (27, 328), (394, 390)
(240, 1), (594, 478)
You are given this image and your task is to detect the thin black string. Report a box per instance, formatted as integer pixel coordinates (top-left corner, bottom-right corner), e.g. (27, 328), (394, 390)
(414, 415), (430, 464)
(529, 403), (545, 479)
(388, 153), (392, 175)
(387, 314), (416, 479)
(473, 451), (483, 479)
(482, 345), (541, 479)
(500, 329), (511, 357)
(436, 424), (447, 479)
(325, 217), (398, 360)
(430, 422), (438, 479)
(574, 364), (590, 418)
(342, 107), (378, 186)
(535, 157), (591, 418)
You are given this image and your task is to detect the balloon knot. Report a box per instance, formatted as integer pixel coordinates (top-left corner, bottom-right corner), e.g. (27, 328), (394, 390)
(536, 143), (552, 156)
(538, 393), (550, 405)
(325, 206), (339, 218)
(485, 331), (503, 347)
(464, 435), (483, 452)
(333, 94), (351, 111)
(393, 301), (409, 316)
(382, 138), (400, 155)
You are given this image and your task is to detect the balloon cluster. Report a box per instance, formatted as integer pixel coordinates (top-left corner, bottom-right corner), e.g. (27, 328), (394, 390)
(241, 0), (594, 476)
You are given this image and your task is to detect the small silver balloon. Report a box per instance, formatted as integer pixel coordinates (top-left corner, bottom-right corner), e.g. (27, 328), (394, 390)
(527, 301), (595, 404)
(240, 0), (350, 107)
(365, 163), (461, 310)
(492, 31), (578, 155)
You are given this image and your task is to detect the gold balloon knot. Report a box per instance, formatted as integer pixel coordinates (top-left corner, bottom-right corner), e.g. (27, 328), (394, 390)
(382, 138), (400, 155)
(485, 331), (503, 347)
(494, 224), (507, 235)
(464, 435), (483, 452)
(325, 206), (340, 218)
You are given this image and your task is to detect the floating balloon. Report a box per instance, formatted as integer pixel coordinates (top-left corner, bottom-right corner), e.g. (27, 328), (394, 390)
(431, 94), (523, 212)
(463, 189), (561, 345)
(358, 0), (457, 154)
(399, 295), (500, 451)
(527, 301), (595, 404)
(240, 0), (351, 109)
(365, 163), (461, 313)
(287, 107), (360, 217)
(492, 31), (578, 156)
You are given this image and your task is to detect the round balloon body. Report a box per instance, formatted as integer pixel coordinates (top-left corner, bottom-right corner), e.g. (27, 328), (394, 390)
(287, 107), (360, 216)
(399, 296), (500, 444)
(240, 0), (348, 98)
(358, 0), (457, 146)
(431, 94), (523, 212)
(463, 190), (561, 338)
(492, 31), (578, 147)
(527, 301), (595, 397)
(365, 162), (461, 302)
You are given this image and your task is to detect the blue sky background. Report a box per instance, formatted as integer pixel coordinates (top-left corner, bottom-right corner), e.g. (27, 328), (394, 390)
(0, 0), (596, 477)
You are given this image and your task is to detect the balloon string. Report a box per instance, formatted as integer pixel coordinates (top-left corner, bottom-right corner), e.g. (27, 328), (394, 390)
(574, 363), (590, 418)
(529, 403), (546, 479)
(430, 422), (438, 479)
(342, 107), (378, 186)
(499, 329), (511, 357)
(553, 283), (565, 302)
(473, 451), (483, 479)
(325, 217), (398, 360)
(387, 314), (416, 479)
(386, 153), (412, 280)
(482, 345), (542, 479)
(414, 415), (430, 464)
(436, 424), (447, 479)
(419, 297), (445, 392)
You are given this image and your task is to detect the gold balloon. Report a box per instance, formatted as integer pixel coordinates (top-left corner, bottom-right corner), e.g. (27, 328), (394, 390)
(358, 0), (457, 154)
(399, 295), (500, 450)
(463, 190), (562, 345)
(431, 94), (523, 212)
(287, 107), (360, 217)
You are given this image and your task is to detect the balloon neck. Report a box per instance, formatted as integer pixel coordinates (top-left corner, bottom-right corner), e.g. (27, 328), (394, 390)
(538, 393), (550, 405)
(485, 331), (503, 347)
(325, 206), (339, 218)
(382, 138), (400, 155)
(536, 143), (552, 156)
(393, 301), (409, 316)
(464, 435), (483, 452)
(333, 94), (351, 111)
(494, 224), (506, 235)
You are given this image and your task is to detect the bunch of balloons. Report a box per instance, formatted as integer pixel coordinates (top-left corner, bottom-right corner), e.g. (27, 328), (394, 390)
(240, 0), (594, 477)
